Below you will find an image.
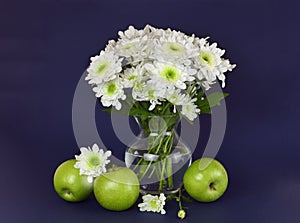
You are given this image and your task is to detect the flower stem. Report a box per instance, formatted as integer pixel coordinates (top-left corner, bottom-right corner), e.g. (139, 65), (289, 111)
(131, 112), (179, 193)
(139, 128), (167, 181)
(166, 157), (173, 189)
(178, 186), (183, 210)
(165, 130), (174, 189)
(159, 158), (167, 190)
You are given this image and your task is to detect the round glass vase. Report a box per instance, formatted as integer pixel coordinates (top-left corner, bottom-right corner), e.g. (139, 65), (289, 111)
(125, 114), (192, 195)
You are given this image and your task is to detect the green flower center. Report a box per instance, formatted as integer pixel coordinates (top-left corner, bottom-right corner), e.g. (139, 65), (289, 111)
(150, 199), (159, 210)
(106, 83), (117, 96)
(148, 89), (155, 99)
(134, 81), (143, 91)
(128, 75), (137, 81)
(123, 43), (134, 50)
(160, 66), (180, 82)
(169, 94), (178, 103)
(185, 105), (191, 112)
(96, 61), (109, 75)
(87, 156), (100, 168)
(199, 51), (215, 67)
(164, 42), (185, 55)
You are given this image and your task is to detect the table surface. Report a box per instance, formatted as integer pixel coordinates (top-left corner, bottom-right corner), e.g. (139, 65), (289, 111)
(1, 0), (299, 222)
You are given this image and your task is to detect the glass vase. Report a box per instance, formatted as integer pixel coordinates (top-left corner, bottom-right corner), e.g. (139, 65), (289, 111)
(125, 114), (192, 195)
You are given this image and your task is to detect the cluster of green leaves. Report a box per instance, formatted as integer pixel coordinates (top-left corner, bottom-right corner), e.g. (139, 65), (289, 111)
(102, 89), (228, 119)
(129, 101), (175, 117)
(120, 100), (178, 135)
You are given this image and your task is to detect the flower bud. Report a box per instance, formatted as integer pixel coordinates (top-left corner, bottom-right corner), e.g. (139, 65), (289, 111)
(177, 209), (186, 219)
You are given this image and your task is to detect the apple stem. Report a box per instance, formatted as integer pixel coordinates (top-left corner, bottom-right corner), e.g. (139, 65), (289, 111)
(209, 182), (216, 191)
(111, 164), (117, 171)
(63, 189), (71, 195)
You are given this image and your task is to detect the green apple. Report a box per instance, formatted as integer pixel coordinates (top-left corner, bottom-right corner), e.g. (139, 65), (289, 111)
(93, 167), (140, 211)
(53, 159), (93, 202)
(183, 158), (228, 202)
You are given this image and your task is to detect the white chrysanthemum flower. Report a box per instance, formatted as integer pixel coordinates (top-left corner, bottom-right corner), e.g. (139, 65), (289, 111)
(114, 25), (150, 64)
(194, 38), (236, 89)
(118, 25), (145, 40)
(166, 88), (186, 105)
(180, 97), (200, 121)
(86, 51), (123, 85)
(138, 193), (166, 215)
(144, 80), (166, 111)
(93, 79), (126, 110)
(150, 29), (198, 65)
(130, 78), (165, 111)
(131, 77), (147, 101)
(145, 62), (196, 90)
(121, 66), (144, 88)
(140, 25), (164, 41)
(74, 144), (112, 183)
(115, 38), (148, 64)
(166, 89), (188, 113)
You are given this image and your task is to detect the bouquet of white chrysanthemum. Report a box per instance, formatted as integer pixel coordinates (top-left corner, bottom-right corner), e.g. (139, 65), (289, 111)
(85, 25), (236, 196)
(86, 25), (235, 121)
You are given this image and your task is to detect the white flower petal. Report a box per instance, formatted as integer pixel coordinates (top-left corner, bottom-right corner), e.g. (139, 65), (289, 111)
(87, 176), (93, 183)
(92, 144), (99, 152)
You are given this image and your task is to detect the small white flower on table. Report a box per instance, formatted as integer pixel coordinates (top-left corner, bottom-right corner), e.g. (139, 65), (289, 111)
(138, 193), (166, 215)
(74, 144), (111, 183)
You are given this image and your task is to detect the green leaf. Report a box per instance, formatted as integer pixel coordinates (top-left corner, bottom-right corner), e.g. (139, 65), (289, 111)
(128, 106), (151, 116)
(195, 92), (229, 114)
(181, 195), (193, 203)
(196, 90), (205, 99)
(206, 92), (229, 107)
(102, 107), (112, 114)
(166, 194), (178, 201)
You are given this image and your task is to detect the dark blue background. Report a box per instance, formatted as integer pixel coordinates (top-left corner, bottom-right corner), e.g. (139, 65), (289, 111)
(1, 0), (299, 222)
